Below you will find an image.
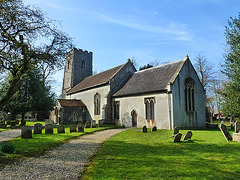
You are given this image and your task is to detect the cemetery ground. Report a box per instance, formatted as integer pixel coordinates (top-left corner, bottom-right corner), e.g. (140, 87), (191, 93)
(0, 122), (115, 167)
(82, 126), (240, 180)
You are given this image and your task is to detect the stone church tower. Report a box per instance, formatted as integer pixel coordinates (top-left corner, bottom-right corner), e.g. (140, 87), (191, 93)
(62, 48), (92, 98)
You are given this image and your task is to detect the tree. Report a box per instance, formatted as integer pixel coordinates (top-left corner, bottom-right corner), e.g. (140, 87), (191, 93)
(139, 64), (153, 71)
(2, 68), (55, 122)
(194, 54), (214, 91)
(0, 0), (73, 110)
(221, 13), (240, 118)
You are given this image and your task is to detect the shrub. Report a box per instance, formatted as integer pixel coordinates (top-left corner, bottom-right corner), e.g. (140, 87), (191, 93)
(1, 143), (15, 154)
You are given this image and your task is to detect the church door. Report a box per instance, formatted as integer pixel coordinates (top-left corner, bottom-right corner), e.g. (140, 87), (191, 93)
(131, 110), (137, 127)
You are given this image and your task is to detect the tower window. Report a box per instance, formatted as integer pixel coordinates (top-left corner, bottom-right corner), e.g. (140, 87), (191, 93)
(67, 60), (70, 69)
(185, 78), (195, 112)
(81, 60), (86, 69)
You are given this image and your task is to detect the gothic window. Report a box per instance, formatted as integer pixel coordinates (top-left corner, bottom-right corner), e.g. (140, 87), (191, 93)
(81, 60), (86, 69)
(185, 78), (195, 112)
(114, 101), (120, 120)
(145, 97), (155, 120)
(67, 60), (70, 69)
(94, 93), (101, 115)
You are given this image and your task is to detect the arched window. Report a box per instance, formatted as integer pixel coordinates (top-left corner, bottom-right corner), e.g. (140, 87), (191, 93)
(185, 78), (195, 112)
(94, 93), (101, 115)
(145, 97), (155, 120)
(81, 60), (86, 69)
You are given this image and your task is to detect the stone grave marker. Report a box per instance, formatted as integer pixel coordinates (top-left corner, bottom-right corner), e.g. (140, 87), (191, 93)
(173, 126), (180, 134)
(78, 123), (84, 132)
(183, 131), (193, 141)
(0, 124), (7, 129)
(92, 120), (96, 128)
(85, 121), (91, 128)
(173, 133), (182, 142)
(98, 120), (103, 127)
(57, 125), (65, 133)
(152, 126), (157, 132)
(45, 124), (54, 134)
(10, 121), (15, 127)
(21, 126), (32, 139)
(220, 124), (232, 142)
(142, 126), (147, 133)
(235, 121), (240, 133)
(70, 125), (77, 133)
(34, 123), (42, 134)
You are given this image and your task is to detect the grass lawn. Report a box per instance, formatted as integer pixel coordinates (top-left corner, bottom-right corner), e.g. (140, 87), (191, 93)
(83, 128), (240, 180)
(0, 125), (115, 164)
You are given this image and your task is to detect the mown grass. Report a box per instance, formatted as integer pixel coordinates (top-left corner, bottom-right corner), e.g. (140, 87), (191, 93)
(0, 125), (115, 165)
(82, 128), (240, 180)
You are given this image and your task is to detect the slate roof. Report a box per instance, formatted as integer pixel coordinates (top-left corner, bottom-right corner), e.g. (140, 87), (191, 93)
(113, 57), (187, 97)
(57, 99), (86, 107)
(67, 63), (125, 94)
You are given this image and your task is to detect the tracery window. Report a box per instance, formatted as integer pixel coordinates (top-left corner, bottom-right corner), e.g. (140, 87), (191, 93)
(185, 78), (195, 112)
(114, 101), (120, 120)
(145, 97), (155, 120)
(94, 93), (101, 115)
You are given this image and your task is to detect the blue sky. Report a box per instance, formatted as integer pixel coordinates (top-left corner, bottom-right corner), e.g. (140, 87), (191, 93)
(24, 0), (240, 96)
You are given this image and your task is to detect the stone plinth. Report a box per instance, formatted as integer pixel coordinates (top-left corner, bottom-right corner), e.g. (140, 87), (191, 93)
(233, 133), (240, 143)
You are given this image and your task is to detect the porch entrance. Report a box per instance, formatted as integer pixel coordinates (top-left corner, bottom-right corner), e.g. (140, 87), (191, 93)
(131, 110), (137, 127)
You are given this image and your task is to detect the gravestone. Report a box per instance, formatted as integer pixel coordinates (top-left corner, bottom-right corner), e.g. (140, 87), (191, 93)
(85, 121), (91, 128)
(10, 121), (15, 127)
(98, 120), (103, 127)
(142, 126), (147, 133)
(183, 131), (193, 141)
(45, 124), (54, 134)
(21, 126), (32, 139)
(78, 123), (84, 132)
(15, 120), (19, 125)
(235, 121), (240, 133)
(57, 125), (65, 133)
(70, 125), (77, 133)
(173, 133), (182, 143)
(220, 124), (232, 142)
(34, 123), (42, 134)
(173, 126), (179, 134)
(7, 120), (11, 125)
(92, 120), (96, 128)
(0, 124), (7, 129)
(152, 126), (157, 132)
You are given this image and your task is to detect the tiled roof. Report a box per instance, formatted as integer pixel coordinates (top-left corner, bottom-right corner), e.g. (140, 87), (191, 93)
(113, 58), (187, 97)
(67, 64), (125, 94)
(57, 99), (86, 107)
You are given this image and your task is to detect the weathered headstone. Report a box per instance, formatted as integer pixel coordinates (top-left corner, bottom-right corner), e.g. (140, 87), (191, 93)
(34, 123), (42, 134)
(15, 120), (19, 125)
(173, 126), (179, 134)
(57, 125), (65, 133)
(142, 126), (147, 133)
(220, 124), (232, 141)
(173, 133), (182, 142)
(78, 123), (84, 132)
(183, 131), (193, 141)
(152, 126), (157, 132)
(235, 121), (240, 133)
(85, 121), (91, 128)
(98, 120), (103, 127)
(10, 121), (15, 127)
(21, 126), (32, 139)
(92, 120), (96, 128)
(0, 124), (7, 129)
(45, 124), (54, 134)
(70, 125), (77, 133)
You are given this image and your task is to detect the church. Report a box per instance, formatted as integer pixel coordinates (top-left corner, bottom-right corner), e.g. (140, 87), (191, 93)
(50, 48), (206, 129)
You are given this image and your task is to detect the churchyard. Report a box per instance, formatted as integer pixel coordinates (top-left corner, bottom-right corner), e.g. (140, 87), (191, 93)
(0, 121), (114, 166)
(82, 125), (240, 179)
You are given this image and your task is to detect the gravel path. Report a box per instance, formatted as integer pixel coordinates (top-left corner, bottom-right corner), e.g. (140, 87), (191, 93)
(0, 128), (127, 180)
(0, 129), (21, 142)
